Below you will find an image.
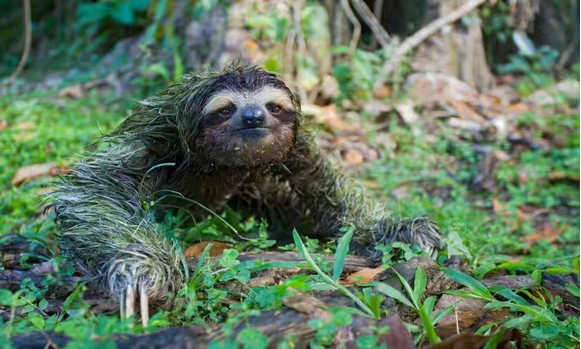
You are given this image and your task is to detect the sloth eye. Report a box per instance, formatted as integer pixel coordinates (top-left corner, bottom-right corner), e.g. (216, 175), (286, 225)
(268, 104), (282, 114)
(219, 107), (234, 116)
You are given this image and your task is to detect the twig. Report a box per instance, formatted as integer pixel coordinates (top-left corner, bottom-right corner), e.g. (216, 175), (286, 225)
(292, 0), (308, 103)
(555, 41), (575, 71)
(9, 0), (32, 81)
(371, 0), (385, 50)
(373, 0), (488, 91)
(454, 307), (459, 335)
(350, 0), (390, 48)
(340, 0), (361, 57)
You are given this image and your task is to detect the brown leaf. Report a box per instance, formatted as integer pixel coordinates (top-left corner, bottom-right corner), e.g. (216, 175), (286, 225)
(427, 329), (522, 349)
(373, 85), (391, 99)
(394, 101), (419, 125)
(363, 180), (380, 189)
(58, 84), (85, 99)
(0, 120), (7, 131)
(184, 241), (233, 258)
(283, 292), (328, 316)
(521, 225), (561, 247)
(518, 169), (529, 185)
(343, 148), (364, 165)
(435, 291), (511, 339)
(318, 105), (349, 132)
(344, 267), (386, 284)
(13, 121), (36, 130)
(11, 121), (38, 142)
(449, 100), (485, 121)
(11, 163), (69, 186)
(243, 39), (262, 62)
(492, 199), (504, 215)
(548, 171), (580, 183)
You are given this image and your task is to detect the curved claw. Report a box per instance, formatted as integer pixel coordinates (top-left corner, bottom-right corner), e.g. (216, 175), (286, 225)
(140, 286), (149, 327)
(118, 285), (149, 327)
(126, 284), (135, 319)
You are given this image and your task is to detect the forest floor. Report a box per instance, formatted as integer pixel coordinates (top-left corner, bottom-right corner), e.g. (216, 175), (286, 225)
(0, 64), (579, 348)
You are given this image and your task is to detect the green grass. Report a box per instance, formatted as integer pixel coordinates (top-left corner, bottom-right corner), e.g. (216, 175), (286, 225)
(0, 80), (579, 348)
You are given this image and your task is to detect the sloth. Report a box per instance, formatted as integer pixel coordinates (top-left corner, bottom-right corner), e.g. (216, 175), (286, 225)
(50, 63), (440, 326)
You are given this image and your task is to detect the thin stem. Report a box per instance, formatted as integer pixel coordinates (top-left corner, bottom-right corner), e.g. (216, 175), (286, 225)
(307, 255), (376, 318)
(418, 305), (440, 344)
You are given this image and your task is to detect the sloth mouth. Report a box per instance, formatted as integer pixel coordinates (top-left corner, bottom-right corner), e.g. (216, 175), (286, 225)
(235, 127), (270, 139)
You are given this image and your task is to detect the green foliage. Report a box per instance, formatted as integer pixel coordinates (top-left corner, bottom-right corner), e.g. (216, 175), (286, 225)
(78, 0), (151, 27)
(332, 47), (403, 103)
(374, 242), (430, 268)
(480, 1), (513, 43)
(373, 268), (446, 344)
(292, 229), (377, 318)
(498, 46), (559, 95)
(444, 268), (580, 347)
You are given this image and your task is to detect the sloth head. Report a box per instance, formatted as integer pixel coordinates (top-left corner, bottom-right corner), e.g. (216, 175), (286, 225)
(190, 65), (301, 168)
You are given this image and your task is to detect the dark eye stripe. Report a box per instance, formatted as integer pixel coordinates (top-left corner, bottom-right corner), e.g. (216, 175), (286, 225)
(266, 102), (283, 114)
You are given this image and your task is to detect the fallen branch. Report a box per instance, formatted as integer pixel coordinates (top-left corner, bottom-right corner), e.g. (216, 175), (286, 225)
(1, 252), (376, 290)
(350, 0), (390, 48)
(373, 0), (488, 91)
(233, 251), (376, 272)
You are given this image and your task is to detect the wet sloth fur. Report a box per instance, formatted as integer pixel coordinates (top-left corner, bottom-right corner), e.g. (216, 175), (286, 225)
(49, 64), (440, 322)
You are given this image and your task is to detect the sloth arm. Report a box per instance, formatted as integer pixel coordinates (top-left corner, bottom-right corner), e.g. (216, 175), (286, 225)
(50, 141), (185, 321)
(278, 132), (441, 256)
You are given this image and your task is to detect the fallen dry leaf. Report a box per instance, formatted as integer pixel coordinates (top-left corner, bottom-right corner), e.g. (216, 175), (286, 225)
(492, 199), (504, 215)
(303, 104), (354, 133)
(243, 39), (262, 62)
(344, 267), (386, 284)
(405, 73), (480, 106)
(435, 291), (511, 339)
(449, 100), (485, 121)
(11, 121), (38, 142)
(13, 121), (36, 130)
(373, 85), (391, 99)
(427, 329), (522, 349)
(518, 169), (529, 185)
(343, 148), (364, 165)
(283, 292), (328, 316)
(184, 241), (233, 258)
(548, 171), (580, 183)
(11, 163), (69, 186)
(58, 84), (85, 99)
(363, 180), (380, 189)
(521, 225), (562, 247)
(394, 101), (419, 125)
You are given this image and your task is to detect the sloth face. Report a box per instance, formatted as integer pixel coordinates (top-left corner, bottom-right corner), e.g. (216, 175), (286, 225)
(196, 72), (299, 168)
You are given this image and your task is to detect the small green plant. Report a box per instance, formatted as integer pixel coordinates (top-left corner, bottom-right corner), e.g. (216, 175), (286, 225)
(292, 228), (378, 318)
(372, 268), (454, 344)
(443, 267), (580, 347)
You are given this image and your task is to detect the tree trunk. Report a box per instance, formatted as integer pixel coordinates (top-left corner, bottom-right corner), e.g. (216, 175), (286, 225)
(410, 0), (495, 90)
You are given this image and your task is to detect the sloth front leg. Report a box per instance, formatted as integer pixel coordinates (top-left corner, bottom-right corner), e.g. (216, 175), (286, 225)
(107, 245), (184, 325)
(50, 144), (186, 326)
(283, 135), (442, 256)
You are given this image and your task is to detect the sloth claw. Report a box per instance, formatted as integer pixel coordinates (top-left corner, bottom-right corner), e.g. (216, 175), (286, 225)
(126, 284), (135, 319)
(119, 284), (149, 327)
(140, 286), (149, 327)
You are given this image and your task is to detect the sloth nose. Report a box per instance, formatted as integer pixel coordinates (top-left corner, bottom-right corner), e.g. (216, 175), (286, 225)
(241, 106), (265, 128)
